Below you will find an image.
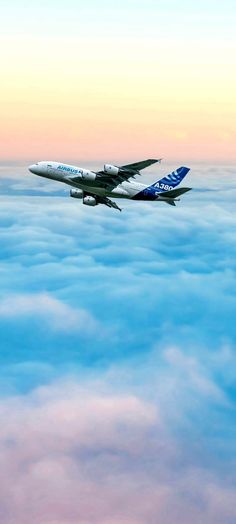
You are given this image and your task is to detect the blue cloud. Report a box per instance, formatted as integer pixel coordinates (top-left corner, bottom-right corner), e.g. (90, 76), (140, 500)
(1, 164), (236, 370)
(0, 164), (236, 522)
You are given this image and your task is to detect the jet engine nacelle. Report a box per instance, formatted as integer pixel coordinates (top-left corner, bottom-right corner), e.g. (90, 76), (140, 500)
(81, 169), (96, 181)
(104, 164), (119, 176)
(83, 196), (97, 207)
(70, 189), (83, 199)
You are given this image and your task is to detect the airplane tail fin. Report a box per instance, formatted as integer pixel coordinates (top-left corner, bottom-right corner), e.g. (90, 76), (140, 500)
(151, 166), (190, 192)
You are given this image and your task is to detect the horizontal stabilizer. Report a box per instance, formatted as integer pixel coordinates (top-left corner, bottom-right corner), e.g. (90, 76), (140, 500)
(163, 198), (176, 206)
(159, 187), (192, 198)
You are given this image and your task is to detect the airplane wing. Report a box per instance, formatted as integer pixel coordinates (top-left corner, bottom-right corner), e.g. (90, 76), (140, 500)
(95, 158), (162, 189)
(121, 159), (161, 172)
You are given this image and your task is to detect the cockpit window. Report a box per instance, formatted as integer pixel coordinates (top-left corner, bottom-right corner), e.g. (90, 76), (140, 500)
(47, 164), (52, 167)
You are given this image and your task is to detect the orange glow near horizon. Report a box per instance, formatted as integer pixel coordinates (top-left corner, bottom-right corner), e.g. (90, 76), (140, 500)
(0, 6), (235, 164)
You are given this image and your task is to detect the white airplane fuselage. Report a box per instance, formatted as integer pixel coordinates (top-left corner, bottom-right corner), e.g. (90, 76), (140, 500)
(28, 160), (191, 211)
(29, 161), (149, 199)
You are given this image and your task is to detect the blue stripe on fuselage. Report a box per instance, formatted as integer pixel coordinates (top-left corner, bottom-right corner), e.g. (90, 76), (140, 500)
(132, 187), (159, 200)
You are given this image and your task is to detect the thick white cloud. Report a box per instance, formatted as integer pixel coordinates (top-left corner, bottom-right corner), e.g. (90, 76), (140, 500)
(0, 293), (99, 334)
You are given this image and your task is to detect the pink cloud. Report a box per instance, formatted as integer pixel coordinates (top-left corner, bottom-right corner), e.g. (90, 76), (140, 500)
(0, 379), (235, 524)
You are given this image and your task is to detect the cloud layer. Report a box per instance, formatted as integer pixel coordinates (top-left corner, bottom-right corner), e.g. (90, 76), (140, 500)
(0, 163), (236, 522)
(0, 369), (236, 524)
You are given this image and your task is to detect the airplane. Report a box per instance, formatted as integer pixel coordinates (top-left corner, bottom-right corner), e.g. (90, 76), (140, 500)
(28, 159), (191, 211)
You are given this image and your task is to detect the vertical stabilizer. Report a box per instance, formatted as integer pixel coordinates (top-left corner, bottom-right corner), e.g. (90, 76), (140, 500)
(151, 166), (190, 192)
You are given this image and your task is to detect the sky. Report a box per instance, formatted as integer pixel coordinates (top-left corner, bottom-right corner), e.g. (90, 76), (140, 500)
(0, 0), (235, 162)
(1, 1), (236, 523)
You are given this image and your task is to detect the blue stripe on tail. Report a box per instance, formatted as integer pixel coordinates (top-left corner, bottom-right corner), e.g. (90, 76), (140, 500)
(132, 166), (190, 201)
(150, 166), (190, 192)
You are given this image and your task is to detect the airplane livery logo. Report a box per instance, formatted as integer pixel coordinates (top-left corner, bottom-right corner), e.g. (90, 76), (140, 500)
(152, 167), (190, 192)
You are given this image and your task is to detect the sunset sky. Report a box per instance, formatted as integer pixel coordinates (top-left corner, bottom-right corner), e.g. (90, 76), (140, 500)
(1, 2), (236, 523)
(0, 0), (235, 162)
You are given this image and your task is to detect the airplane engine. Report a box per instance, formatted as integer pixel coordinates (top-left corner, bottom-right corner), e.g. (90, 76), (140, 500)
(81, 169), (97, 181)
(83, 196), (97, 207)
(104, 164), (119, 176)
(70, 189), (83, 199)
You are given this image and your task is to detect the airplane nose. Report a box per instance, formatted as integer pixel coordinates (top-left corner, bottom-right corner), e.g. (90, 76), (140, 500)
(29, 164), (37, 174)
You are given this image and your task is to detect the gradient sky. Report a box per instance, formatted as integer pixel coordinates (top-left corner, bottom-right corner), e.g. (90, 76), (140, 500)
(1, 2), (236, 523)
(0, 0), (235, 162)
